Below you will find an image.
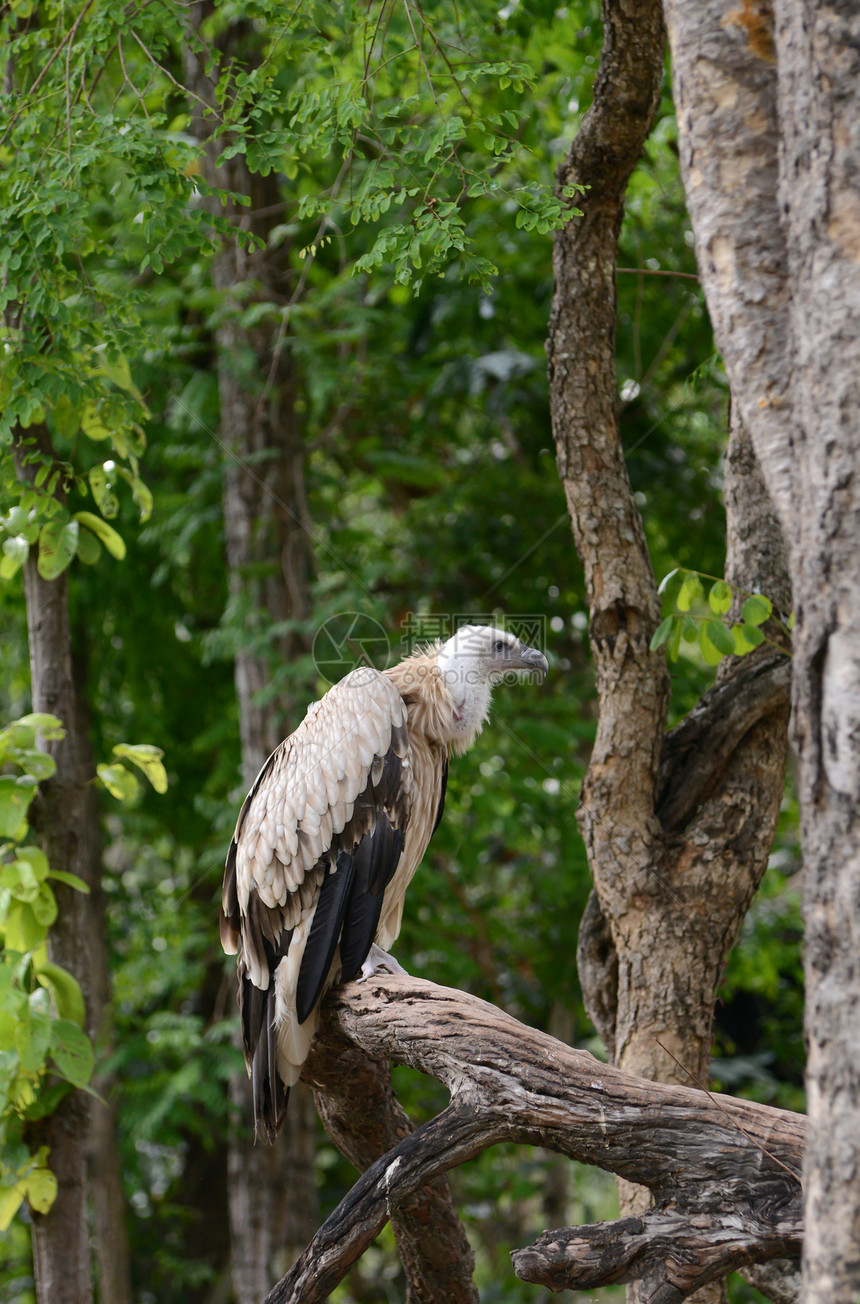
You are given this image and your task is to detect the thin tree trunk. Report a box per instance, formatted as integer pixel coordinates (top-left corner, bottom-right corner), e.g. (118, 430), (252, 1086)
(549, 6), (792, 1304)
(15, 432), (97, 1304)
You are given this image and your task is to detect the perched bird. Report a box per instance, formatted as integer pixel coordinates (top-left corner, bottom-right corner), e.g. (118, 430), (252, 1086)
(221, 623), (548, 1140)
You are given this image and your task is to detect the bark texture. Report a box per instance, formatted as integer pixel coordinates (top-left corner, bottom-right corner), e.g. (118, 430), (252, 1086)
(549, 6), (791, 1303)
(15, 432), (99, 1304)
(262, 975), (804, 1304)
(662, 4), (860, 1299)
(309, 1025), (478, 1304)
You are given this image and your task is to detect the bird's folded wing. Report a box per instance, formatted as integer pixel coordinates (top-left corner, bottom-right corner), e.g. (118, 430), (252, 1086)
(221, 667), (412, 998)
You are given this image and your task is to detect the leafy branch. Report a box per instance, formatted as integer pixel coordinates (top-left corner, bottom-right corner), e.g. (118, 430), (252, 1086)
(0, 714), (94, 1231)
(651, 568), (792, 666)
(0, 714), (168, 1229)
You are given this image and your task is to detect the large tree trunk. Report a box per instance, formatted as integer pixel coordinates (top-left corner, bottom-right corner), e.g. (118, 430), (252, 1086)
(549, 5), (792, 1303)
(662, 4), (860, 1300)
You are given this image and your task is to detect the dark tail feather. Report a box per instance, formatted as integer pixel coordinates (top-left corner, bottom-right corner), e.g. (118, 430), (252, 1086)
(249, 982), (288, 1143)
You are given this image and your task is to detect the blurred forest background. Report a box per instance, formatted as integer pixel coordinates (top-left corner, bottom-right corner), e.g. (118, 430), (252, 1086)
(0, 2), (802, 1302)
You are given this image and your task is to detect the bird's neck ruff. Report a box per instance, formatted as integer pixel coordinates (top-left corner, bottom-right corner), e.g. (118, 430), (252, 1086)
(385, 645), (490, 755)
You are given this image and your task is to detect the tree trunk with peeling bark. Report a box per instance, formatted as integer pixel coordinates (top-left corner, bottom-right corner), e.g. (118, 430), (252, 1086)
(549, 2), (792, 1302)
(662, 3), (860, 1300)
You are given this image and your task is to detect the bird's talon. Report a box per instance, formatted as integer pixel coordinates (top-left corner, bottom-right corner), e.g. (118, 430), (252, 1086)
(358, 943), (409, 982)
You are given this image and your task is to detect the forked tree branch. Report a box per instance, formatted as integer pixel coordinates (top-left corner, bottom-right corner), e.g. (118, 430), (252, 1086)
(309, 1023), (478, 1304)
(657, 651), (791, 830)
(262, 975), (804, 1303)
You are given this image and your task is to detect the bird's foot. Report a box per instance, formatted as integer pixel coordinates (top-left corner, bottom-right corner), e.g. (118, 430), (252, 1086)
(358, 944), (408, 982)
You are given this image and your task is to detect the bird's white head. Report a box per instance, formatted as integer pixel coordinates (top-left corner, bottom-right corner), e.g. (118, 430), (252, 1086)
(434, 624), (548, 753)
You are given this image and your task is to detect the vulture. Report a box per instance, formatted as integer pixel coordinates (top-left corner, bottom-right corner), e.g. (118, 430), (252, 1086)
(220, 623), (548, 1141)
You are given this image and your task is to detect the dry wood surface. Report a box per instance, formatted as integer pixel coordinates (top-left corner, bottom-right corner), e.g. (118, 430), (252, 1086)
(261, 974), (804, 1303)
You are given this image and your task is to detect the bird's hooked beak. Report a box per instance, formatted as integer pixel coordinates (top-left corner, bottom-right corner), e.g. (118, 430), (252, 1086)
(513, 642), (549, 677)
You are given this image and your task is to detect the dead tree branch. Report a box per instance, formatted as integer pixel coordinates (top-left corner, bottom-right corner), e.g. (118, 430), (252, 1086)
(308, 1019), (478, 1304)
(261, 975), (805, 1303)
(513, 1200), (801, 1301)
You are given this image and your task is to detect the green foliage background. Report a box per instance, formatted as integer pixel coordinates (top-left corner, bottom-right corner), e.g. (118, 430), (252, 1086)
(0, 2), (801, 1301)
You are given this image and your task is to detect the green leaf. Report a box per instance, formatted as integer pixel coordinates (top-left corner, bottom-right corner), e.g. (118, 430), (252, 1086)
(0, 1010), (17, 1050)
(17, 1000), (52, 1071)
(15, 847), (48, 880)
(131, 477), (153, 522)
(4, 857), (39, 903)
(31, 882), (58, 928)
(706, 619), (735, 656)
(96, 763), (140, 802)
(75, 528), (102, 565)
(9, 715), (64, 742)
(25, 1167), (58, 1215)
(81, 402), (112, 441)
(741, 623), (765, 648)
(3, 903), (45, 952)
(676, 572), (703, 612)
(46, 870), (90, 893)
(87, 466), (119, 519)
(13, 750), (56, 781)
(1, 535), (29, 577)
(51, 394), (81, 440)
(35, 962), (86, 1026)
(99, 353), (134, 395)
(668, 617), (683, 662)
(112, 744), (168, 794)
(72, 512), (126, 560)
(699, 623), (723, 666)
(649, 616), (674, 651)
(741, 594), (773, 626)
(0, 1184), (27, 1232)
(37, 519), (79, 580)
(0, 776), (35, 838)
(50, 1019), (94, 1088)
(708, 580), (733, 615)
(1, 506), (40, 544)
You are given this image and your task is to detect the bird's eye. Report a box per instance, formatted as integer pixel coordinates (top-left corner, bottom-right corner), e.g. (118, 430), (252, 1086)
(493, 639), (506, 653)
